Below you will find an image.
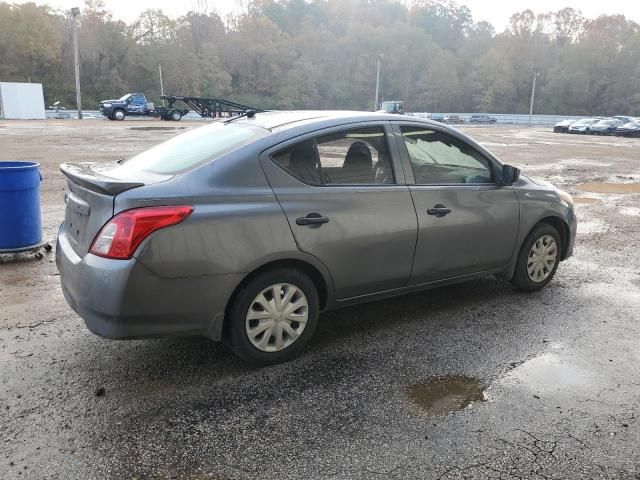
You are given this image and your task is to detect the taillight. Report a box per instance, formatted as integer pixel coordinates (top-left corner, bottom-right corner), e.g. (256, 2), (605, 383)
(89, 206), (193, 259)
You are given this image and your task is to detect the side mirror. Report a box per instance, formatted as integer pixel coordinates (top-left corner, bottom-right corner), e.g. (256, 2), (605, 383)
(501, 164), (521, 186)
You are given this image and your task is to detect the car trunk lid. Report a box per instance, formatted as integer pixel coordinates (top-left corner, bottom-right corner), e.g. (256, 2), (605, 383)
(60, 162), (170, 256)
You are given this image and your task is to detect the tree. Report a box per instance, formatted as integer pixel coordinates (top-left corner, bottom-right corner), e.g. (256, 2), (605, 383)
(0, 0), (638, 115)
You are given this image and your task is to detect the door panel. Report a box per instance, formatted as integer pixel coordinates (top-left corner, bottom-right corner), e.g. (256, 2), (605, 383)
(392, 122), (520, 284)
(260, 123), (417, 299)
(409, 185), (519, 283)
(276, 184), (417, 298)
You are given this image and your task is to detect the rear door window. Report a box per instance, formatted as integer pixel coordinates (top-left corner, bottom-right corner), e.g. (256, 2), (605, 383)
(272, 127), (395, 185)
(116, 122), (267, 175)
(271, 140), (322, 184)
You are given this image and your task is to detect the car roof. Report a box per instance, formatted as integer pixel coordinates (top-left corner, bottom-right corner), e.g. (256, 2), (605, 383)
(229, 110), (441, 131)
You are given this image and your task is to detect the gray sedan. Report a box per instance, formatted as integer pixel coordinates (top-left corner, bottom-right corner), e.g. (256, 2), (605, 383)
(56, 111), (577, 365)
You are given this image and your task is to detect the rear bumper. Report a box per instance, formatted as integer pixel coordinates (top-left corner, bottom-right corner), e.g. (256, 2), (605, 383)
(56, 226), (243, 341)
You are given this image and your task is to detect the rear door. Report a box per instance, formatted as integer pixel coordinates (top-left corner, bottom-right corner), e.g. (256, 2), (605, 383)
(393, 122), (520, 284)
(260, 123), (418, 299)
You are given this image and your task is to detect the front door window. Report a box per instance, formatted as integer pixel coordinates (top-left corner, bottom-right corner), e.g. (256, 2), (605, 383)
(401, 127), (493, 185)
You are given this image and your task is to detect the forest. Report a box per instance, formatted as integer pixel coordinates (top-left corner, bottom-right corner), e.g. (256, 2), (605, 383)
(1, 0), (639, 115)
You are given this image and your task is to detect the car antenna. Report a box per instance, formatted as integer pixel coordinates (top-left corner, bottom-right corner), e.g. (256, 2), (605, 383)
(224, 109), (257, 124)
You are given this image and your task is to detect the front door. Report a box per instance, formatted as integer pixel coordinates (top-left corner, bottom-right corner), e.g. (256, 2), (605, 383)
(261, 124), (418, 299)
(394, 123), (520, 284)
(127, 94), (147, 115)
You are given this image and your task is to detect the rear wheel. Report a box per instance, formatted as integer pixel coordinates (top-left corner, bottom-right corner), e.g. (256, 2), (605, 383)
(226, 268), (319, 365)
(170, 109), (182, 121)
(511, 223), (561, 292)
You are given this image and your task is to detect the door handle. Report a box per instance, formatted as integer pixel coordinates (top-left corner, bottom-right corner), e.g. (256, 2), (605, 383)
(427, 204), (452, 217)
(296, 213), (329, 226)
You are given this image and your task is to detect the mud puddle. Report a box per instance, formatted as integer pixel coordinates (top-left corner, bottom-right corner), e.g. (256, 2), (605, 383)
(577, 218), (608, 235)
(577, 182), (640, 194)
(407, 376), (486, 415)
(574, 197), (603, 205)
(620, 207), (640, 216)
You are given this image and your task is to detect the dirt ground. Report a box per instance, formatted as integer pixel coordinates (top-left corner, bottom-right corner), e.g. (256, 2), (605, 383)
(1, 119), (639, 479)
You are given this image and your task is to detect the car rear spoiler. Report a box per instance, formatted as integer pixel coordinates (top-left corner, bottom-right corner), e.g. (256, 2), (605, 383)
(60, 162), (144, 195)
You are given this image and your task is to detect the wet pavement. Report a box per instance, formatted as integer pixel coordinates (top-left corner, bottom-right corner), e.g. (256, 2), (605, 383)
(1, 121), (640, 479)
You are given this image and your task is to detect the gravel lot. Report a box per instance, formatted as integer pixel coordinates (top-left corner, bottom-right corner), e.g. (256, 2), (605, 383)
(1, 120), (639, 479)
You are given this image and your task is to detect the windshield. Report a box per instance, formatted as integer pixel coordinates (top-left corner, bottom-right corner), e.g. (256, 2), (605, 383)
(116, 122), (268, 175)
(118, 94), (132, 102)
(596, 120), (613, 125)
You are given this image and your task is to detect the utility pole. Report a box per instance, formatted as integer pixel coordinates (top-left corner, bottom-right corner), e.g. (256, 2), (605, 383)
(71, 7), (82, 120)
(528, 72), (539, 127)
(374, 54), (383, 111)
(159, 64), (165, 106)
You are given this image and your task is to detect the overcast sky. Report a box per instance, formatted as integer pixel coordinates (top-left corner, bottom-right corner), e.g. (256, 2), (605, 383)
(9, 0), (640, 32)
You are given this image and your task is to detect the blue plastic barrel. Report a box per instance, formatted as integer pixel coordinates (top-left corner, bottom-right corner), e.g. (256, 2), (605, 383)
(0, 161), (42, 250)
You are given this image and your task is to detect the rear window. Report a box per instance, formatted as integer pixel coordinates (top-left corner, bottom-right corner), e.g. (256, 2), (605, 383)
(116, 122), (267, 175)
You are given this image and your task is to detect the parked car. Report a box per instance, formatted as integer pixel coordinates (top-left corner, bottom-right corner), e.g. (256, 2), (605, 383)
(429, 113), (447, 123)
(411, 112), (431, 119)
(553, 119), (575, 133)
(589, 118), (624, 135)
(612, 116), (637, 124)
(568, 118), (600, 134)
(446, 114), (464, 124)
(57, 111), (576, 365)
(470, 114), (497, 124)
(615, 121), (640, 137)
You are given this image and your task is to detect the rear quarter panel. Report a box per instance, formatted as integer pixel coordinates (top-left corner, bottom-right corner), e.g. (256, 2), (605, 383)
(115, 148), (302, 278)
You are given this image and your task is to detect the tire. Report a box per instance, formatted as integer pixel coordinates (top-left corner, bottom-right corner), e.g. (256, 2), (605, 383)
(510, 223), (562, 292)
(225, 268), (319, 365)
(113, 109), (125, 121)
(170, 110), (182, 121)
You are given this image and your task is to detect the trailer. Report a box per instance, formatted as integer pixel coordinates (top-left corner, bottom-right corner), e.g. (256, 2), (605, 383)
(160, 95), (264, 119)
(99, 93), (262, 121)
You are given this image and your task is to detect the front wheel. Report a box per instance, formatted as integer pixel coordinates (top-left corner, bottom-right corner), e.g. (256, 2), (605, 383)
(112, 109), (126, 121)
(511, 224), (561, 292)
(226, 268), (319, 365)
